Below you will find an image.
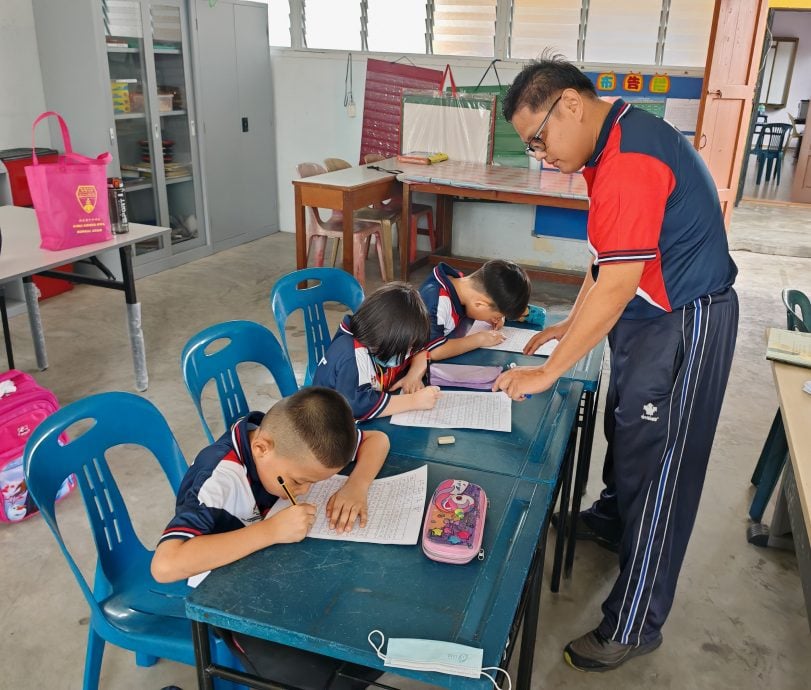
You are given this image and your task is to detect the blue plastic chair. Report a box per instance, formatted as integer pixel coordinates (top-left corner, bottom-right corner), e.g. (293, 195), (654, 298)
(270, 268), (364, 386)
(749, 288), (810, 522)
(181, 320), (299, 443)
(752, 123), (792, 185)
(22, 392), (242, 689)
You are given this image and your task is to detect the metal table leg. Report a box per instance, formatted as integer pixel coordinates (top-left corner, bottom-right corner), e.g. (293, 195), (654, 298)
(0, 287), (14, 369)
(22, 276), (47, 370)
(119, 245), (148, 391)
(551, 424), (577, 593)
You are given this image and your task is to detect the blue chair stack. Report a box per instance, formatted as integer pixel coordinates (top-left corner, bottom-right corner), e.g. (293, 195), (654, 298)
(752, 122), (792, 185)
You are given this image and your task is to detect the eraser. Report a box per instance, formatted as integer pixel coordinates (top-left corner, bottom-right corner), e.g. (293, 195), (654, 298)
(437, 435), (456, 445)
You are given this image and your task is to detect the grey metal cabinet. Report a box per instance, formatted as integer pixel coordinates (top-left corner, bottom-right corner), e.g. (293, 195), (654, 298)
(31, 0), (278, 277)
(191, 0), (278, 251)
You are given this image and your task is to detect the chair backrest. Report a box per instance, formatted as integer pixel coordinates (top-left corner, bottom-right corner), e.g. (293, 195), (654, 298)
(783, 288), (810, 333)
(22, 392), (188, 623)
(270, 268), (364, 386)
(297, 162), (340, 231)
(755, 123), (792, 153)
(364, 153), (385, 164)
(181, 320), (299, 443)
(324, 157), (352, 172)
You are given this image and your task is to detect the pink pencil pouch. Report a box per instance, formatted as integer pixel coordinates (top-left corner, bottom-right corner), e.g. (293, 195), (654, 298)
(422, 479), (487, 564)
(429, 363), (501, 390)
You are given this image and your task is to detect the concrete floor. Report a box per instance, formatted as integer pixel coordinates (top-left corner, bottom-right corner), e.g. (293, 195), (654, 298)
(2, 208), (810, 689)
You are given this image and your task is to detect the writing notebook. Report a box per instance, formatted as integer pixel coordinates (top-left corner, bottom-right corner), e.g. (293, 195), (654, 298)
(265, 465), (427, 545)
(390, 390), (512, 432)
(766, 328), (811, 369)
(468, 320), (558, 356)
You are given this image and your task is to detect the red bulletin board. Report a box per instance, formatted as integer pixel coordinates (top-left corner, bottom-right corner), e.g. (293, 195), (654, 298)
(359, 59), (444, 163)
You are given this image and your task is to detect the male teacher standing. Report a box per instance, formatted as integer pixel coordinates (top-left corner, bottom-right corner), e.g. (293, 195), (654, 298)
(496, 56), (739, 672)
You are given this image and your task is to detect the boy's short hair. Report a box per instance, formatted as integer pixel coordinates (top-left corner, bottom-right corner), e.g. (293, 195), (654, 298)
(502, 53), (597, 122)
(260, 387), (356, 469)
(469, 260), (532, 320)
(349, 282), (430, 362)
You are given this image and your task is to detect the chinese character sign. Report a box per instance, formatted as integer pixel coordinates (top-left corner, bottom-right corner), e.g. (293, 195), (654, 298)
(649, 74), (671, 94)
(597, 72), (616, 91)
(623, 73), (643, 92)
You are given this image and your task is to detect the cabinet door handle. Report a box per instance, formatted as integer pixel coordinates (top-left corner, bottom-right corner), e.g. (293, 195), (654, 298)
(154, 123), (161, 140)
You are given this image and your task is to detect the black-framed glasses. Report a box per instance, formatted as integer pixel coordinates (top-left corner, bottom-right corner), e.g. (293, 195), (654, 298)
(525, 95), (562, 155)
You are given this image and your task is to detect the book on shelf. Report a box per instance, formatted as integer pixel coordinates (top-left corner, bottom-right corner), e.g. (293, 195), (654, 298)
(766, 328), (811, 369)
(397, 151), (449, 165)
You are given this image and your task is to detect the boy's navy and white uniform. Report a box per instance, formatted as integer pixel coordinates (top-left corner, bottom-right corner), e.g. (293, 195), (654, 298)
(313, 316), (425, 421)
(582, 99), (739, 646)
(158, 412), (362, 544)
(418, 263), (472, 345)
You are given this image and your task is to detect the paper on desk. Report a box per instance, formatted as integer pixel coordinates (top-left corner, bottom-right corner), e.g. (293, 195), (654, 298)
(664, 98), (700, 134)
(468, 321), (558, 356)
(188, 570), (210, 588)
(265, 465), (427, 545)
(390, 390), (512, 432)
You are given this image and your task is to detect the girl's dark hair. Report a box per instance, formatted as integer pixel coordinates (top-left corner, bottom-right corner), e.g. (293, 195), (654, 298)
(503, 52), (597, 122)
(349, 282), (430, 362)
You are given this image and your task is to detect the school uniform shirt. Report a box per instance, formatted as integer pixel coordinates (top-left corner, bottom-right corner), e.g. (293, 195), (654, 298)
(582, 98), (737, 320)
(418, 263), (472, 344)
(313, 316), (416, 421)
(158, 412), (362, 544)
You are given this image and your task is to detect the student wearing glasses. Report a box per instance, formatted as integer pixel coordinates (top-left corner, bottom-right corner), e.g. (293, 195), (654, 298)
(496, 55), (738, 673)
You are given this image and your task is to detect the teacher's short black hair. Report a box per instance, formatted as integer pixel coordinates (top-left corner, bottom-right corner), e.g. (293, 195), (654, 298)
(503, 52), (597, 122)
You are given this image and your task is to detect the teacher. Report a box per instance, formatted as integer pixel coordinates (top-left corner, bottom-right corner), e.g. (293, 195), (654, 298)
(495, 55), (739, 673)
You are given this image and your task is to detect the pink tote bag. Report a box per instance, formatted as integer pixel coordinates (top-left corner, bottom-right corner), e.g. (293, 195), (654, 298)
(25, 112), (113, 250)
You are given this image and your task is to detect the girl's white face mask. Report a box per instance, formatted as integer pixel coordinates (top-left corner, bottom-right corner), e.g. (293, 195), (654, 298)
(368, 630), (511, 689)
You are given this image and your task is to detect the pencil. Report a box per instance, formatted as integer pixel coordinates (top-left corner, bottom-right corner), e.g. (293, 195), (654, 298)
(277, 476), (297, 505)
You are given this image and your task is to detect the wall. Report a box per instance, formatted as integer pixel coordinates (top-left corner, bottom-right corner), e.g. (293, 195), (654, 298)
(768, 10), (811, 126)
(0, 0), (50, 150)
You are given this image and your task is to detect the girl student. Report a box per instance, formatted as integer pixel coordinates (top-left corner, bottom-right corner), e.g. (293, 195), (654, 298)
(313, 282), (442, 421)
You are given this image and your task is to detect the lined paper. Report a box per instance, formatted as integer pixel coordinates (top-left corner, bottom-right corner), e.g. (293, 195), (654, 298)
(390, 390), (512, 432)
(468, 321), (558, 356)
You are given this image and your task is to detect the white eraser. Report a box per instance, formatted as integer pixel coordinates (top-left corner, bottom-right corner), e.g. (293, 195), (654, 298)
(437, 435), (456, 445)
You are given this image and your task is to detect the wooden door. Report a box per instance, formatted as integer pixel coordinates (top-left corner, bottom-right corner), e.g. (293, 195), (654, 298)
(791, 122), (811, 203)
(694, 0), (769, 227)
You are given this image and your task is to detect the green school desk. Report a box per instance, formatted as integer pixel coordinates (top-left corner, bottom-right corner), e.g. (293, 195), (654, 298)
(187, 454), (560, 690)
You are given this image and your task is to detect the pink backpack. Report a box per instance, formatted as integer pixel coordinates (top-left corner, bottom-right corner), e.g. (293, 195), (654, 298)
(0, 370), (75, 523)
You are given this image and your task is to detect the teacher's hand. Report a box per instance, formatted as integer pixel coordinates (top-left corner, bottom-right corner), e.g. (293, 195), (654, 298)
(493, 365), (556, 401)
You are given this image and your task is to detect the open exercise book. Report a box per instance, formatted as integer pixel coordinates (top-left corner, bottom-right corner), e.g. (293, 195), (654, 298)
(390, 390), (512, 433)
(766, 328), (811, 369)
(468, 320), (558, 356)
(188, 466), (428, 588)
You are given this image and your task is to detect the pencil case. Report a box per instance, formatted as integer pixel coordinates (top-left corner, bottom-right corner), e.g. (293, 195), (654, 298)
(429, 363), (501, 390)
(422, 479), (487, 564)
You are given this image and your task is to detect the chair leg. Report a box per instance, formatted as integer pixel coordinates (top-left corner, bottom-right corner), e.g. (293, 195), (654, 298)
(135, 651), (159, 667)
(83, 628), (105, 690)
(775, 153), (784, 186)
(310, 235), (327, 267)
(749, 410), (789, 522)
(755, 155), (764, 185)
(426, 210), (436, 250)
(375, 221), (394, 282)
(330, 238), (340, 267)
(409, 215), (418, 263)
(352, 235), (368, 288)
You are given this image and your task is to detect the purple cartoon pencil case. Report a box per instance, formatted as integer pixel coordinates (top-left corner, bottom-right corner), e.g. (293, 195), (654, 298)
(429, 363), (501, 390)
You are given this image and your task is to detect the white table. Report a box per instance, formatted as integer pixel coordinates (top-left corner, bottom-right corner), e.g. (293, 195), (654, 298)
(0, 206), (168, 391)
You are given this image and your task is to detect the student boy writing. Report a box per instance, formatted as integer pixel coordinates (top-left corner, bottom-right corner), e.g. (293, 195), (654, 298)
(419, 259), (532, 361)
(151, 387), (388, 687)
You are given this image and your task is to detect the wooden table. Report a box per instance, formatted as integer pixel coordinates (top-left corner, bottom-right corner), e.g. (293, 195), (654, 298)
(0, 205), (168, 391)
(772, 360), (811, 630)
(292, 165), (400, 279)
(395, 159), (590, 283)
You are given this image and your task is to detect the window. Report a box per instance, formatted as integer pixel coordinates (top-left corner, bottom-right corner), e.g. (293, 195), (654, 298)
(431, 0), (497, 57)
(366, 0), (427, 54)
(661, 0), (713, 67)
(304, 0), (361, 50)
(584, 0), (661, 65)
(510, 0), (580, 61)
(268, 0), (292, 47)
